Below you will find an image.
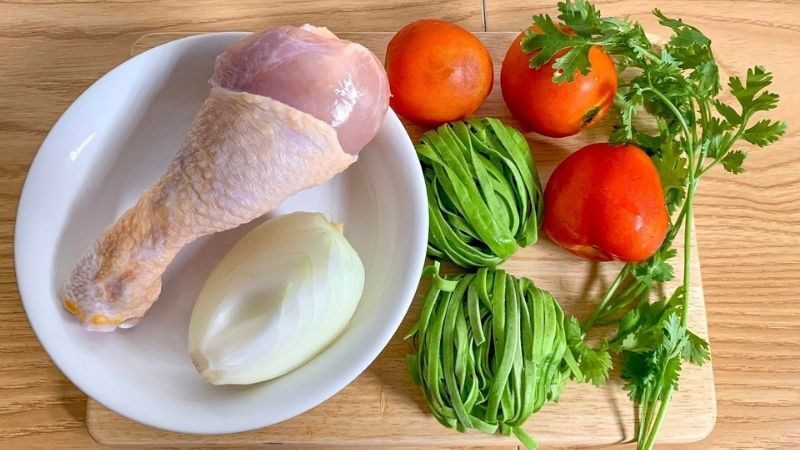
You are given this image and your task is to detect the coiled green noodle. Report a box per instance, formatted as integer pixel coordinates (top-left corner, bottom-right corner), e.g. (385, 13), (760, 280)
(406, 263), (580, 449)
(416, 118), (543, 268)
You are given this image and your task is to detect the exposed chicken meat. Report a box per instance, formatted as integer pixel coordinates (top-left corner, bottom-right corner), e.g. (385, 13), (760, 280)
(61, 27), (388, 330)
(212, 25), (389, 154)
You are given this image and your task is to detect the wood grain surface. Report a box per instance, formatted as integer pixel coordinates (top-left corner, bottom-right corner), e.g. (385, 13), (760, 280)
(84, 31), (715, 448)
(1, 1), (798, 449)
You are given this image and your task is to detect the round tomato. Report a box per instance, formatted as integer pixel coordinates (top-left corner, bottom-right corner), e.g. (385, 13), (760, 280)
(543, 143), (668, 262)
(500, 30), (617, 138)
(385, 19), (493, 125)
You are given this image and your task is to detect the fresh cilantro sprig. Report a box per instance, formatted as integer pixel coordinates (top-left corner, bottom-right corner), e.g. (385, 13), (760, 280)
(565, 317), (611, 387)
(522, 1), (786, 449)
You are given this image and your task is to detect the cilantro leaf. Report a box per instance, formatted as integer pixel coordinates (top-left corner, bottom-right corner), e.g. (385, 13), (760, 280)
(620, 332), (644, 352)
(522, 15), (593, 82)
(749, 91), (780, 114)
(617, 323), (659, 354)
(721, 150), (746, 174)
(691, 61), (721, 98)
(609, 295), (667, 354)
(683, 331), (711, 365)
(661, 313), (688, 357)
(653, 9), (719, 97)
(666, 285), (686, 308)
(660, 354), (683, 392)
(617, 306), (643, 337)
(579, 345), (613, 387)
(652, 140), (688, 213)
(617, 87), (644, 140)
(565, 317), (612, 386)
(700, 133), (722, 161)
(654, 9), (710, 50)
(633, 247), (677, 286)
(632, 130), (665, 156)
(743, 119), (788, 147)
(552, 45), (593, 82)
(705, 66), (786, 176)
(557, 0), (603, 34)
(729, 66), (771, 102)
(713, 100), (740, 125)
(522, 0), (651, 83)
(701, 116), (733, 163)
(730, 66), (781, 114)
(618, 310), (692, 403)
(620, 351), (652, 402)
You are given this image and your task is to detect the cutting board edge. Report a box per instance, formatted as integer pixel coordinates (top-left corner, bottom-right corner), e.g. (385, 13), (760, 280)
(86, 396), (718, 447)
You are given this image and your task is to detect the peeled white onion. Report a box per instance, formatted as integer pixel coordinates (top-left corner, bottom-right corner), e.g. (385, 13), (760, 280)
(188, 211), (365, 385)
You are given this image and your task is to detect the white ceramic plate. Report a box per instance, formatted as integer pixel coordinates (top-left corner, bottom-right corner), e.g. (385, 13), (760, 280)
(14, 32), (427, 434)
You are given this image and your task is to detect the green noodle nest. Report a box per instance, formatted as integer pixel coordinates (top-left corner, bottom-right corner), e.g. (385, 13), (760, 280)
(416, 118), (544, 268)
(406, 263), (579, 449)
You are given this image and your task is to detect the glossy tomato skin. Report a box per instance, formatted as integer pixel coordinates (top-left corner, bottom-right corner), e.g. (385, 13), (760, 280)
(386, 19), (493, 125)
(543, 143), (669, 262)
(501, 30), (617, 138)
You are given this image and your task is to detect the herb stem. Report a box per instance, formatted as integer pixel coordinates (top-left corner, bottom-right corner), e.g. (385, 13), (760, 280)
(698, 100), (711, 130)
(680, 180), (698, 327)
(665, 202), (689, 244)
(637, 75), (700, 450)
(688, 98), (700, 146)
(601, 281), (640, 312)
(583, 264), (631, 331)
(596, 283), (647, 325)
(646, 82), (697, 328)
(695, 150), (708, 181)
(645, 86), (693, 145)
(640, 385), (660, 447)
(642, 387), (675, 450)
(638, 385), (653, 441)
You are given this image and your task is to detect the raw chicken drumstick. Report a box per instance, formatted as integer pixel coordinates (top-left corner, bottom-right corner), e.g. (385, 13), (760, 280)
(61, 25), (389, 331)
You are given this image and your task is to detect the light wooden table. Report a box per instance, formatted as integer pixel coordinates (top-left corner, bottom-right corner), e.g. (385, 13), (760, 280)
(0, 1), (797, 449)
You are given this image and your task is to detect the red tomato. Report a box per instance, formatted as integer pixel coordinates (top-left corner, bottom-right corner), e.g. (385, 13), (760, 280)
(543, 143), (669, 262)
(500, 30), (617, 138)
(385, 19), (493, 125)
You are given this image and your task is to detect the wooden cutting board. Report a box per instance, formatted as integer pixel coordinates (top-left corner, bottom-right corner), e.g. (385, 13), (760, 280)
(85, 32), (716, 447)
